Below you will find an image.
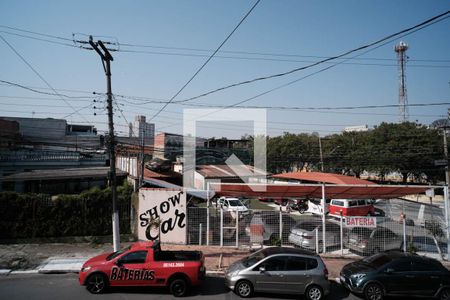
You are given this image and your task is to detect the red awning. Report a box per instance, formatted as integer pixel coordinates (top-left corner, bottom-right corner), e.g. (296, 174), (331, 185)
(272, 172), (376, 185)
(211, 183), (430, 199)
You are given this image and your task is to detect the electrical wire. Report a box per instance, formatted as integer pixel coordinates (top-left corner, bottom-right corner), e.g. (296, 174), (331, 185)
(147, 0), (262, 122)
(172, 11), (450, 104)
(0, 36), (92, 124)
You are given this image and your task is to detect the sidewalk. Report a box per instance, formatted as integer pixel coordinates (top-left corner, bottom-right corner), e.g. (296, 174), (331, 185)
(0, 242), (357, 279)
(1, 242), (447, 281)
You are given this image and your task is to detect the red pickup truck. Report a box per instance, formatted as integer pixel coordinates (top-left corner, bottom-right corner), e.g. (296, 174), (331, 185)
(79, 241), (205, 297)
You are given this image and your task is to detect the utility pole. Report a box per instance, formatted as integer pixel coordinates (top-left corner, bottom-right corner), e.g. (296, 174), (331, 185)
(318, 137), (324, 172)
(442, 126), (450, 258)
(140, 127), (145, 187)
(89, 36), (120, 252)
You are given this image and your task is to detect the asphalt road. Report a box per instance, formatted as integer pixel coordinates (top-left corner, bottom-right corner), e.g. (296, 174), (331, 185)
(376, 198), (444, 224)
(0, 274), (365, 300)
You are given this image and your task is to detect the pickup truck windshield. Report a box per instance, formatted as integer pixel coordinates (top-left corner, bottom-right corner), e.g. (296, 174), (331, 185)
(106, 246), (131, 261)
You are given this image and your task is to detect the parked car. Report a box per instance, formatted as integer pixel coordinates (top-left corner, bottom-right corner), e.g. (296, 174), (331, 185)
(307, 198), (331, 215)
(345, 227), (402, 255)
(217, 197), (249, 217)
(247, 212), (298, 245)
(79, 241), (205, 296)
(287, 198), (309, 214)
(288, 219), (341, 251)
(225, 246), (330, 299)
(406, 236), (448, 254)
(340, 251), (450, 300)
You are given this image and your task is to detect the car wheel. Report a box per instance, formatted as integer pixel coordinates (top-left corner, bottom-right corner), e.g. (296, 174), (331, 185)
(169, 278), (188, 297)
(306, 284), (323, 300)
(235, 280), (253, 298)
(440, 288), (450, 300)
(299, 207), (306, 214)
(364, 283), (384, 300)
(86, 273), (108, 294)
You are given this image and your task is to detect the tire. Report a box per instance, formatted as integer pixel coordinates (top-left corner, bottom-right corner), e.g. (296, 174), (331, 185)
(440, 288), (450, 300)
(85, 273), (108, 294)
(235, 280), (253, 298)
(364, 283), (384, 300)
(305, 285), (323, 300)
(169, 278), (188, 297)
(299, 207), (306, 214)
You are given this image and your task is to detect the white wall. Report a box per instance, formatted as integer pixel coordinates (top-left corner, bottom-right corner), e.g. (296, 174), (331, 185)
(138, 189), (187, 244)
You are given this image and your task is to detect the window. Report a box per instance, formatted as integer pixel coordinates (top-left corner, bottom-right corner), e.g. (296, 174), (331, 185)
(286, 257), (307, 271)
(332, 200), (344, 207)
(119, 251), (148, 264)
(260, 256), (287, 271)
(413, 260), (437, 272)
(358, 200), (366, 206)
(348, 201), (357, 207)
(306, 258), (318, 270)
(373, 229), (385, 238)
(390, 260), (411, 272)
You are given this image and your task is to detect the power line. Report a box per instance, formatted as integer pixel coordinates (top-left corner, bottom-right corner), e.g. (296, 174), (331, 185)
(0, 79), (94, 99)
(3, 24), (449, 65)
(172, 11), (450, 104)
(0, 36), (91, 124)
(147, 0), (262, 122)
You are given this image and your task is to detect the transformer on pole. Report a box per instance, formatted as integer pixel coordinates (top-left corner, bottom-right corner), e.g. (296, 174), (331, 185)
(395, 41), (409, 123)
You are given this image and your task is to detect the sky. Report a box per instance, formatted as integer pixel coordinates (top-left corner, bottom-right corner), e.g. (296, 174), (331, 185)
(0, 0), (449, 139)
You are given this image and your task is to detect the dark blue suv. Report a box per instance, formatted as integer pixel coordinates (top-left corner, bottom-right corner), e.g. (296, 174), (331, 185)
(340, 251), (450, 300)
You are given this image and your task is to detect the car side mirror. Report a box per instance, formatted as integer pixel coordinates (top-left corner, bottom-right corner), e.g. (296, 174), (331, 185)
(116, 260), (123, 267)
(384, 268), (394, 274)
(259, 266), (266, 273)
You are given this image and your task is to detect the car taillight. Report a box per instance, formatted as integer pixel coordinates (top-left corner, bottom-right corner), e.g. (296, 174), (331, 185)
(323, 267), (329, 280)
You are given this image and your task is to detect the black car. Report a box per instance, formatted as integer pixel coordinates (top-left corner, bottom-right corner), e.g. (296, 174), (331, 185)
(340, 251), (450, 300)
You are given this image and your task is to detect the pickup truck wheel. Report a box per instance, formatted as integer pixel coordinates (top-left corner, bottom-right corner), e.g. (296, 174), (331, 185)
(86, 273), (108, 294)
(169, 278), (188, 297)
(235, 280), (253, 298)
(440, 288), (450, 300)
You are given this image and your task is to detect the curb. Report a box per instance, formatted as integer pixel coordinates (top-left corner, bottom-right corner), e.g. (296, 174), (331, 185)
(0, 269), (11, 275)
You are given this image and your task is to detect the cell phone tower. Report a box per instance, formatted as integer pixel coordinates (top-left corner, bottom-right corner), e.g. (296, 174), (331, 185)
(395, 41), (409, 122)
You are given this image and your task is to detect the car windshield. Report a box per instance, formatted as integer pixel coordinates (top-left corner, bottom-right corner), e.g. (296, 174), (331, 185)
(228, 199), (242, 207)
(241, 249), (267, 267)
(106, 246), (131, 261)
(351, 227), (373, 237)
(296, 221), (320, 231)
(362, 253), (392, 268)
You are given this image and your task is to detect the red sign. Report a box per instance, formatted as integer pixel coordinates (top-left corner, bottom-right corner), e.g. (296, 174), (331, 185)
(345, 217), (377, 228)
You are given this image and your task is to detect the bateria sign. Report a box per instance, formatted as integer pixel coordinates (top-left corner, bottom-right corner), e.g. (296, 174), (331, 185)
(344, 216), (377, 228)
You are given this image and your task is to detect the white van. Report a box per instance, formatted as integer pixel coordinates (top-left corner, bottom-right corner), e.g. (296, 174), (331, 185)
(307, 198), (331, 215)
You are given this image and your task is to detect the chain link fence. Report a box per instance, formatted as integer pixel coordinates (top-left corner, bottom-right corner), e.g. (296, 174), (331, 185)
(187, 207), (448, 260)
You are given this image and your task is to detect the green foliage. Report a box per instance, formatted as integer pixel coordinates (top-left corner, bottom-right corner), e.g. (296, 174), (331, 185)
(425, 220), (444, 238)
(0, 182), (133, 239)
(266, 122), (445, 183)
(271, 237), (282, 247)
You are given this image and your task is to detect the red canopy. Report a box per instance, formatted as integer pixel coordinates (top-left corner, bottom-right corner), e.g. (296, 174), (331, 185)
(211, 183), (429, 199)
(272, 171), (376, 185)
